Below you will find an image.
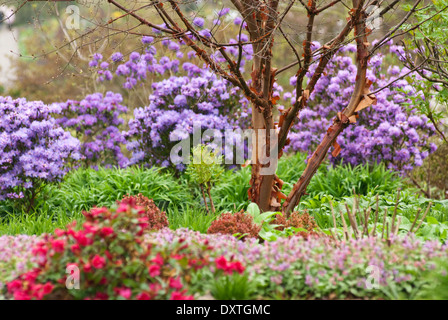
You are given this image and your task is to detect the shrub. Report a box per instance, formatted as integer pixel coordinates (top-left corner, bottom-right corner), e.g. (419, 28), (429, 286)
(273, 211), (319, 239)
(90, 36), (252, 171)
(120, 194), (169, 231)
(2, 200), (245, 300)
(207, 211), (261, 240)
(55, 92), (129, 168)
(284, 42), (437, 175)
(0, 96), (80, 212)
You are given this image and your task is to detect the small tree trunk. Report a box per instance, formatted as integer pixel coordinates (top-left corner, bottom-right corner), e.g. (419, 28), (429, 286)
(206, 184), (216, 214)
(200, 184), (210, 214)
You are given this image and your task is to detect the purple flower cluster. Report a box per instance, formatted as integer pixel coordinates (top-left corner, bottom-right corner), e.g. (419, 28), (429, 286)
(0, 96), (80, 202)
(284, 42), (437, 173)
(124, 69), (250, 168)
(55, 92), (129, 168)
(88, 35), (252, 169)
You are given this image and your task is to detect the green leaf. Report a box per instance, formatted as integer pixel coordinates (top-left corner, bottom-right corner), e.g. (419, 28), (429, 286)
(247, 203), (260, 217)
(426, 217), (439, 225)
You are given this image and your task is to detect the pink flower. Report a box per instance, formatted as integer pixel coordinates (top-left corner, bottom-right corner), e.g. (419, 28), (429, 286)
(136, 292), (152, 300)
(229, 261), (245, 274)
(148, 265), (161, 277)
(83, 223), (99, 234)
(100, 227), (114, 237)
(94, 292), (109, 300)
(90, 207), (109, 217)
(169, 277), (183, 290)
(14, 291), (31, 300)
(51, 239), (65, 253)
(170, 291), (194, 300)
(83, 263), (92, 273)
(116, 287), (132, 299)
(152, 253), (164, 266)
(7, 280), (22, 293)
(116, 203), (129, 213)
(70, 244), (81, 255)
(215, 256), (228, 271)
(91, 255), (106, 269)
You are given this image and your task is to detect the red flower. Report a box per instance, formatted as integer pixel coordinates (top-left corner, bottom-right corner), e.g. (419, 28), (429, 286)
(100, 227), (114, 237)
(94, 292), (109, 300)
(148, 265), (160, 277)
(70, 244), (81, 255)
(151, 253), (164, 266)
(115, 287), (132, 299)
(170, 291), (194, 300)
(83, 263), (92, 273)
(7, 280), (22, 293)
(228, 261), (245, 274)
(73, 231), (91, 246)
(13, 291), (31, 300)
(169, 277), (183, 290)
(23, 270), (39, 283)
(136, 292), (152, 300)
(91, 255), (106, 269)
(51, 239), (65, 253)
(41, 282), (54, 295)
(215, 256), (228, 271)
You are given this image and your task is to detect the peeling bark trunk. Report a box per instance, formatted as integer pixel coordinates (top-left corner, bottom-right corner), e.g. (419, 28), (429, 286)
(282, 114), (350, 215)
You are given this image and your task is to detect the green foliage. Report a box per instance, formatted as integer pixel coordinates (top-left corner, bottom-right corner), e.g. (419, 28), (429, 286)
(186, 145), (224, 187)
(211, 153), (405, 213)
(44, 165), (191, 212)
(210, 273), (256, 300)
(306, 162), (404, 199)
(0, 211), (84, 236)
(299, 190), (448, 242)
(0, 166), (193, 236)
(416, 259), (448, 300)
(211, 166), (251, 212)
(167, 205), (218, 234)
(186, 145), (224, 213)
(246, 203), (312, 242)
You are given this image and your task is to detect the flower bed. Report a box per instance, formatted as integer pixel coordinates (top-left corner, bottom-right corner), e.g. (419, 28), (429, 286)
(2, 225), (447, 299)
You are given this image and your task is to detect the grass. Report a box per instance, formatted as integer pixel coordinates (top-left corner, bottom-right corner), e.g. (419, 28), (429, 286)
(1, 153), (445, 238)
(167, 205), (218, 234)
(0, 210), (85, 236)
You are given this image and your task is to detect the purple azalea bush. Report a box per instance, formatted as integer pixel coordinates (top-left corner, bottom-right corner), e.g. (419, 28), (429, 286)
(0, 97), (80, 207)
(55, 92), (129, 168)
(89, 31), (253, 170)
(283, 41), (437, 174)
